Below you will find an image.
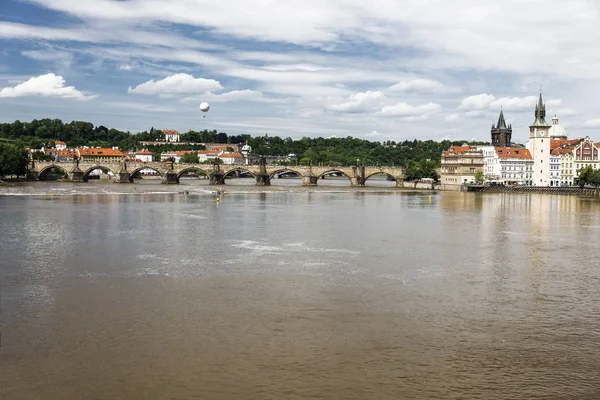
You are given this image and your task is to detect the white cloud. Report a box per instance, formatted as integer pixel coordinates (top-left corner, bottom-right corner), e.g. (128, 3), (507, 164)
(583, 119), (600, 128)
(459, 93), (562, 112)
(128, 73), (222, 95)
(21, 50), (74, 69)
(181, 89), (269, 103)
(119, 64), (133, 71)
(366, 130), (382, 137)
(0, 73), (94, 100)
(326, 91), (384, 113)
(556, 108), (578, 117)
(458, 94), (496, 110)
(378, 102), (442, 118)
(388, 79), (446, 93)
(445, 113), (460, 122)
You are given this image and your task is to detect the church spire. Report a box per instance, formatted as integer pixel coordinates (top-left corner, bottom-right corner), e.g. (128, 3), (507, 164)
(532, 89), (548, 126)
(496, 107), (507, 129)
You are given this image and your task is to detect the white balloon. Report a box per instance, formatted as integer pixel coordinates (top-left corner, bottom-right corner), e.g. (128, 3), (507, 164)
(199, 102), (210, 112)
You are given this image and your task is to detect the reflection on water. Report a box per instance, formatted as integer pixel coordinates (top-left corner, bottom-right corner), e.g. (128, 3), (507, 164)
(1, 190), (600, 399)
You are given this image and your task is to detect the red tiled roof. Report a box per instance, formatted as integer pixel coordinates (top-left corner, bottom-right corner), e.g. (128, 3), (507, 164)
(55, 141), (66, 145)
(162, 150), (195, 156)
(219, 153), (243, 158)
(495, 147), (532, 159)
(443, 145), (470, 157)
(77, 147), (124, 157)
(162, 129), (180, 135)
(136, 149), (153, 155)
(198, 150), (221, 154)
(57, 149), (77, 157)
(551, 138), (582, 149)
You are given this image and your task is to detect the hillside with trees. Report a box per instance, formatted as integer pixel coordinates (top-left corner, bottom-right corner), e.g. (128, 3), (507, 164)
(0, 118), (489, 168)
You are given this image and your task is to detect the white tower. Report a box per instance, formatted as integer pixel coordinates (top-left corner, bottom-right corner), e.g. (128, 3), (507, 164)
(527, 92), (551, 186)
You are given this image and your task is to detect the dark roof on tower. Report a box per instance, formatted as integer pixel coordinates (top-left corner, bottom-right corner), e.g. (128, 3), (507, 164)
(531, 91), (549, 127)
(496, 108), (507, 129)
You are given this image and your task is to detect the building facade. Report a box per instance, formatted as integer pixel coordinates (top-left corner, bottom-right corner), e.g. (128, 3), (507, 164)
(55, 141), (67, 150)
(219, 153), (245, 165)
(526, 93), (551, 186)
(495, 148), (534, 185)
(77, 147), (124, 162)
(162, 129), (180, 143)
(558, 148), (574, 186)
(476, 145), (498, 179)
(549, 149), (561, 187)
(440, 145), (484, 190)
(573, 137), (600, 181)
(132, 149), (153, 162)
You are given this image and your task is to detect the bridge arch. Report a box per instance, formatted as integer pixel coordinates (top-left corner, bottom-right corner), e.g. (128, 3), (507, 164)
(269, 168), (303, 179)
(130, 166), (165, 180)
(223, 168), (257, 179)
(364, 172), (398, 186)
(176, 167), (210, 180)
(38, 165), (69, 180)
(83, 166), (116, 181)
(317, 169), (351, 180)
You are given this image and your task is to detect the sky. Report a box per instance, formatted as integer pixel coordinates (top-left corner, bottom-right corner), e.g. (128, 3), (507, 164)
(1, 0), (600, 143)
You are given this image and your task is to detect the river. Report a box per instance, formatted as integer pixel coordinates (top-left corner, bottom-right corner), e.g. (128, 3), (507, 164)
(1, 180), (600, 399)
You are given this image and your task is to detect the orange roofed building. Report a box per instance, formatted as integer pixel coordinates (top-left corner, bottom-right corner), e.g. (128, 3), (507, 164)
(493, 147), (534, 185)
(77, 147), (124, 162)
(440, 145), (484, 190)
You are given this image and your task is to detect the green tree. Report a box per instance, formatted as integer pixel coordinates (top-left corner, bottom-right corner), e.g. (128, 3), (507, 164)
(577, 166), (594, 188)
(474, 170), (485, 183)
(31, 151), (54, 161)
(180, 152), (199, 164)
(0, 143), (29, 178)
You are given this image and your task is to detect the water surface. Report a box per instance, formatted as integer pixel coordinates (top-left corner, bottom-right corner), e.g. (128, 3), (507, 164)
(1, 184), (600, 399)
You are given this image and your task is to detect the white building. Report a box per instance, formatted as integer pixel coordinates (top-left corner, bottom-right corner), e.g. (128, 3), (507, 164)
(476, 145), (498, 179)
(55, 141), (67, 150)
(133, 149), (153, 162)
(162, 129), (180, 143)
(526, 93), (551, 186)
(219, 153), (245, 165)
(495, 147), (534, 185)
(198, 149), (222, 163)
(549, 149), (561, 187)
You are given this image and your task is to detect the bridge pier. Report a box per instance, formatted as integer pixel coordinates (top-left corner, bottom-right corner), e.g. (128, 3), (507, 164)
(162, 171), (179, 184)
(350, 177), (365, 187)
(255, 174), (270, 186)
(395, 179), (405, 188)
(209, 173), (225, 185)
(302, 175), (318, 186)
(115, 171), (131, 183)
(70, 167), (84, 182)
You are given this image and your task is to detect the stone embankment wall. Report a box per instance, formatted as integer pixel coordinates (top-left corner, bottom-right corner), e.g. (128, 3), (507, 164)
(479, 186), (599, 196)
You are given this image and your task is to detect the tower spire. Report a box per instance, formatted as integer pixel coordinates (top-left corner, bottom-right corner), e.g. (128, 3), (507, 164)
(531, 88), (549, 127)
(496, 106), (507, 129)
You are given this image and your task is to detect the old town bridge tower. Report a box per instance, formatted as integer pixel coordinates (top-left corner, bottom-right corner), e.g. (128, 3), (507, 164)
(491, 108), (512, 147)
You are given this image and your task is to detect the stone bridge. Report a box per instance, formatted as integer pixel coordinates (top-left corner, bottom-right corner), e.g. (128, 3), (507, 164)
(30, 160), (405, 187)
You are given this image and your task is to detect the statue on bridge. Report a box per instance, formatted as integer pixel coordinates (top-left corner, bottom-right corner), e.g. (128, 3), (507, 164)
(72, 155), (79, 168)
(119, 158), (128, 171)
